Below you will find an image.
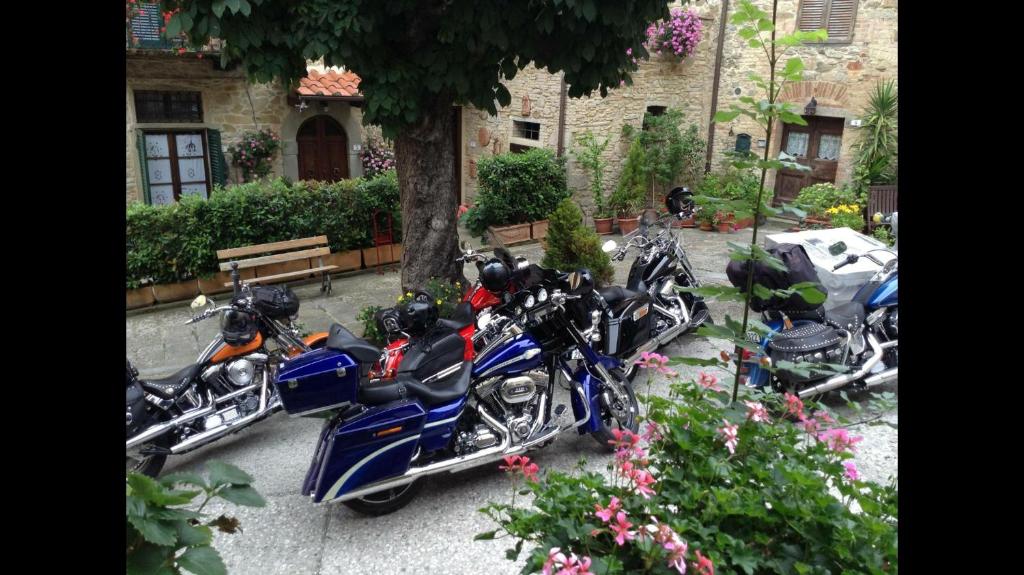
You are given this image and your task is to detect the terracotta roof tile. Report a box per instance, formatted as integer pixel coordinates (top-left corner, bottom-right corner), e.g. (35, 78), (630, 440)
(297, 69), (362, 98)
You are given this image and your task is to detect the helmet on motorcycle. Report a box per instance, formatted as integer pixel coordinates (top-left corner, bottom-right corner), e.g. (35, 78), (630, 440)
(666, 186), (694, 217)
(221, 309), (258, 346)
(567, 269), (595, 296)
(480, 258), (511, 293)
(398, 299), (439, 335)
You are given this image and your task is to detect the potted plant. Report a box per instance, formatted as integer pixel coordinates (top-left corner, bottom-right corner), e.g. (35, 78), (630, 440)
(714, 211), (733, 233)
(696, 207), (715, 231)
(610, 138), (648, 235)
(572, 132), (615, 235)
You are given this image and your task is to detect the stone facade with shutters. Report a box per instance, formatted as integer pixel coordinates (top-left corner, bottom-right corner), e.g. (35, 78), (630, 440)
(459, 0), (897, 218)
(126, 54), (369, 206)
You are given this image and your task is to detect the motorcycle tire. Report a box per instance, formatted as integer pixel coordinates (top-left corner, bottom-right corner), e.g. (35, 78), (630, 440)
(343, 478), (425, 516)
(126, 434), (171, 478)
(591, 368), (640, 451)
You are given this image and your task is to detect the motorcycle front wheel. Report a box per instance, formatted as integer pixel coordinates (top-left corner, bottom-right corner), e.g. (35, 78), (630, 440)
(591, 368), (640, 450)
(343, 478), (425, 516)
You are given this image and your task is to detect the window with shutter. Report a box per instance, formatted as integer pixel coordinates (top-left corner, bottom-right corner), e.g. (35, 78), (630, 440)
(140, 130), (212, 204)
(797, 0), (858, 44)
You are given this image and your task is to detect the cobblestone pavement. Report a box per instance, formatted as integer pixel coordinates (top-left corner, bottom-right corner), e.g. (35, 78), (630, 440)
(126, 220), (897, 575)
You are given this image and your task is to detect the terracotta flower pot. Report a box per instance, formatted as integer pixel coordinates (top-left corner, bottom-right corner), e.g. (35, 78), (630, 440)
(716, 222), (733, 233)
(489, 223), (532, 245)
(152, 280), (200, 304)
(126, 286), (155, 309)
(363, 244), (403, 266)
(594, 217), (614, 235)
(673, 216), (696, 229)
(804, 216), (832, 228)
(699, 222), (714, 231)
(323, 250), (363, 272)
(530, 220), (549, 240)
(618, 216), (641, 235)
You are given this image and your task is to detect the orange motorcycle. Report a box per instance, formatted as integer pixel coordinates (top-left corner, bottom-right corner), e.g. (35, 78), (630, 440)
(126, 268), (327, 477)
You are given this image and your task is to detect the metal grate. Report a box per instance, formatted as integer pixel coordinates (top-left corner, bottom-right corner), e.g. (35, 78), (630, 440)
(134, 91), (203, 123)
(512, 120), (540, 141)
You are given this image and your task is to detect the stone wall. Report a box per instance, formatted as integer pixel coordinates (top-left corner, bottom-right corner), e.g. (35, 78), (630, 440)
(460, 0), (897, 216)
(709, 0), (898, 191)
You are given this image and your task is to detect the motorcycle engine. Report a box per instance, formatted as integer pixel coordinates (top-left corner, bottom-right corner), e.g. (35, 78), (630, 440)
(460, 370), (546, 454)
(767, 323), (848, 385)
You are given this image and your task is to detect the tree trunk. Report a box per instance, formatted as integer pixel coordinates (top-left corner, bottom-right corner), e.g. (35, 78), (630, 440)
(394, 102), (462, 291)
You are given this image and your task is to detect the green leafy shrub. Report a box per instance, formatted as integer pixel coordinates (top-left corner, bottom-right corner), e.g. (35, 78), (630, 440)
(794, 183), (862, 218)
(357, 277), (467, 345)
(541, 198), (614, 285)
(125, 171), (401, 288)
(464, 149), (570, 237)
(872, 226), (895, 247)
(825, 204), (866, 232)
(126, 460), (265, 575)
(481, 363), (897, 574)
(610, 138), (648, 217)
(621, 109), (706, 208)
(357, 305), (385, 345)
(699, 168), (768, 218)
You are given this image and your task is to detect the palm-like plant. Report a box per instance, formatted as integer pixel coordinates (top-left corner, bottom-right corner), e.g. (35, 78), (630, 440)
(853, 79), (898, 185)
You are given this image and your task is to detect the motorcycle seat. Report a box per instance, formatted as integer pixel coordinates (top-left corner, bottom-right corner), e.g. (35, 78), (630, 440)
(326, 323), (382, 364)
(359, 361), (473, 407)
(824, 301), (865, 333)
(436, 302), (474, 331)
(141, 363), (202, 399)
(598, 286), (643, 308)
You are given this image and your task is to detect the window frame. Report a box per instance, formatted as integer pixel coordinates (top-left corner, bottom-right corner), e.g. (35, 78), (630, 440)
(134, 90), (204, 123)
(796, 0), (859, 45)
(141, 129), (213, 204)
(512, 120), (541, 141)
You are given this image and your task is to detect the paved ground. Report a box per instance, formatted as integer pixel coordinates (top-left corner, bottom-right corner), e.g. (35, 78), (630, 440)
(126, 220), (897, 575)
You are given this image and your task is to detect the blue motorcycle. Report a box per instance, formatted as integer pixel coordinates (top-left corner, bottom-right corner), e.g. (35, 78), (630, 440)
(741, 242), (898, 400)
(273, 269), (638, 515)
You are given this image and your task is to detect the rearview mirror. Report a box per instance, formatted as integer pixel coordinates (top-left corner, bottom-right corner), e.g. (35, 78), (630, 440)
(190, 295), (208, 309)
(602, 240), (618, 253)
(828, 241), (847, 256)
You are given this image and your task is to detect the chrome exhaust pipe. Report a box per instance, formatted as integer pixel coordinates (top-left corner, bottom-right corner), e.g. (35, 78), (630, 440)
(170, 404), (277, 454)
(798, 335), (884, 398)
(126, 404), (215, 450)
(330, 406), (511, 504)
(863, 367), (898, 387)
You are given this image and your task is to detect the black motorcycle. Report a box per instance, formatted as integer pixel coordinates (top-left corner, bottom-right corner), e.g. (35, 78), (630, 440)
(597, 188), (712, 379)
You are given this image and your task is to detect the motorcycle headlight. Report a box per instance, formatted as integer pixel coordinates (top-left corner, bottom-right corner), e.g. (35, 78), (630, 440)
(536, 287), (548, 302)
(524, 294), (536, 309)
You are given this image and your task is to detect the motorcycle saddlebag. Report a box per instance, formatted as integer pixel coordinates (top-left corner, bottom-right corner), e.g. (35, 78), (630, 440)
(126, 360), (150, 438)
(275, 348), (361, 416)
(303, 399), (426, 503)
(252, 285), (300, 319)
(601, 294), (654, 357)
(767, 322), (845, 384)
(726, 243), (827, 312)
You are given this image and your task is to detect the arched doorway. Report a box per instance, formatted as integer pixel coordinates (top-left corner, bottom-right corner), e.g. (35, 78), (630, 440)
(297, 115), (349, 181)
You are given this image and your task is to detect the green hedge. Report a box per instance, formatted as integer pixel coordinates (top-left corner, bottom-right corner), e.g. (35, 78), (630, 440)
(463, 148), (570, 237)
(126, 171), (401, 288)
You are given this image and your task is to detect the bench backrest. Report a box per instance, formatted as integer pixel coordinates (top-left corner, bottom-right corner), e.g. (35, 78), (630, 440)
(216, 235), (330, 271)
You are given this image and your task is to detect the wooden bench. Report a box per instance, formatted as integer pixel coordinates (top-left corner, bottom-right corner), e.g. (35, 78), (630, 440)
(867, 185), (898, 233)
(217, 235), (336, 294)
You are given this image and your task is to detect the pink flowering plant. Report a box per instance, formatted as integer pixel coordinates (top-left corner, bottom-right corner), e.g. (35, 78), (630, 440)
(645, 8), (704, 61)
(228, 128), (281, 182)
(359, 138), (396, 178)
(479, 357), (896, 574)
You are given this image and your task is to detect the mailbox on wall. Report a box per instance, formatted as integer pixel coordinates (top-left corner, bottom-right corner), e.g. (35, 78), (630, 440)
(735, 133), (751, 153)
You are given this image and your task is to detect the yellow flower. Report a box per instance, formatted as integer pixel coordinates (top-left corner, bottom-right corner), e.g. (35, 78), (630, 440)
(406, 292), (413, 297)
(436, 299), (443, 305)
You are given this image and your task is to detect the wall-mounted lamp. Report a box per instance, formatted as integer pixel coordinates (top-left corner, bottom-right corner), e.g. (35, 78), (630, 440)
(319, 101), (330, 112)
(804, 97), (817, 116)
(295, 98), (308, 112)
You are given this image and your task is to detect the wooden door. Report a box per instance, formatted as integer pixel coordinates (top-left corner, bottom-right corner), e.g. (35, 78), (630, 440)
(297, 115), (350, 182)
(773, 116), (845, 206)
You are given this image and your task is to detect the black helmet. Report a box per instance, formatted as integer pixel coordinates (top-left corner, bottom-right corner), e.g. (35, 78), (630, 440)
(221, 309), (258, 346)
(399, 299), (439, 335)
(480, 258), (511, 293)
(374, 307), (403, 336)
(666, 187), (694, 217)
(567, 269), (595, 296)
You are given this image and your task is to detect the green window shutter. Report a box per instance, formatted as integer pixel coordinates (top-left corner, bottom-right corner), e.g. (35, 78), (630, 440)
(207, 129), (229, 189)
(135, 129), (151, 204)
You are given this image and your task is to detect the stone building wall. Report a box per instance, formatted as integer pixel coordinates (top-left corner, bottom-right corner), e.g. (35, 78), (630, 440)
(709, 0), (898, 191)
(460, 0), (897, 216)
(461, 0), (721, 221)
